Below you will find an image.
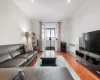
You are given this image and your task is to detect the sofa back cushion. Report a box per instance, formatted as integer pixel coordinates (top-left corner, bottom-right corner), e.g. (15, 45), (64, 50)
(9, 50), (22, 58)
(0, 46), (9, 55)
(0, 54), (12, 64)
(20, 49), (25, 54)
(0, 44), (24, 55)
(0, 44), (25, 61)
(8, 44), (24, 52)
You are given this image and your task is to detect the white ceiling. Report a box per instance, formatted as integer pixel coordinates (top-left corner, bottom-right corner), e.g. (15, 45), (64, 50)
(14, 0), (87, 21)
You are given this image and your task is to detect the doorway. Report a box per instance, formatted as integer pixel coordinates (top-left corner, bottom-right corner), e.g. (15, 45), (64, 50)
(45, 28), (55, 50)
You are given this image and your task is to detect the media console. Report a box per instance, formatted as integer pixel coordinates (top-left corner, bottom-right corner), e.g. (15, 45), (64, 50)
(76, 50), (100, 77)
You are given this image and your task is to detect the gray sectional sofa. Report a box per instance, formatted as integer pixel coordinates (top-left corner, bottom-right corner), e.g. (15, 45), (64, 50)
(0, 44), (38, 68)
(0, 67), (73, 80)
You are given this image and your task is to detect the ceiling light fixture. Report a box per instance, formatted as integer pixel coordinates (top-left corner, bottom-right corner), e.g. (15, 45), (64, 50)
(38, 13), (39, 15)
(61, 14), (64, 16)
(31, 0), (34, 3)
(68, 0), (70, 3)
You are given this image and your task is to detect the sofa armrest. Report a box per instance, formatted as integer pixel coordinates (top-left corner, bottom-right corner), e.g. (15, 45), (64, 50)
(0, 68), (24, 80)
(33, 46), (39, 51)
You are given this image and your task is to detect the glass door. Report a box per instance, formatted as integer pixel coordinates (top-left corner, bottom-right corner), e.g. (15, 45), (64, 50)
(45, 28), (55, 50)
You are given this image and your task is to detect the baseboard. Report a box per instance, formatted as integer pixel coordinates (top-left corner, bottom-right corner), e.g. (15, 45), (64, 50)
(67, 50), (76, 57)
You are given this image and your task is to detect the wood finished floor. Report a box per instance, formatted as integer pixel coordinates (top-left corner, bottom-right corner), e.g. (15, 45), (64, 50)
(30, 52), (100, 80)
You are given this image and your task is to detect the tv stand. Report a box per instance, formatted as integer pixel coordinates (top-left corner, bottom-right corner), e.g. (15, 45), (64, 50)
(76, 50), (100, 77)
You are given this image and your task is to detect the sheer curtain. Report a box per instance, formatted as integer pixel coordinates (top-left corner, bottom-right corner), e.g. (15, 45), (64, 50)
(57, 22), (61, 52)
(39, 22), (42, 52)
(39, 22), (45, 52)
(42, 24), (45, 51)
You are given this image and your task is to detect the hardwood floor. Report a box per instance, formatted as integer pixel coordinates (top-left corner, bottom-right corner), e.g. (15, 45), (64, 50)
(30, 52), (100, 80)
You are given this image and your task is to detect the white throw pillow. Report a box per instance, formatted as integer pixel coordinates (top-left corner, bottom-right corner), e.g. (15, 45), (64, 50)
(24, 44), (33, 52)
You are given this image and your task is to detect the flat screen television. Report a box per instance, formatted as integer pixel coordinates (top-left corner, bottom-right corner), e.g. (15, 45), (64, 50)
(80, 30), (100, 55)
(87, 30), (100, 54)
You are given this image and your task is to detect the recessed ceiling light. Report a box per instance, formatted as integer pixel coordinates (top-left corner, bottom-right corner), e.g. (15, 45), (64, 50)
(68, 0), (70, 3)
(61, 14), (64, 16)
(38, 13), (39, 15)
(31, 0), (34, 3)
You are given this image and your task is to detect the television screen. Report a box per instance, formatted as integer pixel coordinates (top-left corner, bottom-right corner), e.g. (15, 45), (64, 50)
(88, 30), (100, 54)
(79, 30), (100, 55)
(79, 33), (85, 50)
(84, 32), (90, 51)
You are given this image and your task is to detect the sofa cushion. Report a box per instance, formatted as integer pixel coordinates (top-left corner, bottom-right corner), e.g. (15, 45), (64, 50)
(0, 58), (27, 68)
(8, 44), (24, 52)
(27, 54), (33, 59)
(9, 51), (22, 58)
(0, 44), (24, 55)
(0, 45), (9, 55)
(0, 54), (12, 64)
(26, 51), (34, 54)
(17, 54), (33, 60)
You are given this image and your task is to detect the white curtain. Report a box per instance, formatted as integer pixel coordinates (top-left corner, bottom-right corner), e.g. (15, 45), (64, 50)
(57, 22), (61, 52)
(39, 22), (42, 51)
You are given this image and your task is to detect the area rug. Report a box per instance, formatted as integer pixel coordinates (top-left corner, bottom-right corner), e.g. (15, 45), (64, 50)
(34, 56), (80, 80)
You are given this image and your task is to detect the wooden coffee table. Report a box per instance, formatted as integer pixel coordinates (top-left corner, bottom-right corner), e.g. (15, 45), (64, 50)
(40, 51), (57, 66)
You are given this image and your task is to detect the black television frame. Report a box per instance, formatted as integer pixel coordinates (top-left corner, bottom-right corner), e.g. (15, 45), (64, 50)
(79, 30), (100, 55)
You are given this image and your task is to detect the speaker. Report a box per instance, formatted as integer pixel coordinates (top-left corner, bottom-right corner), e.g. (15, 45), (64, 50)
(61, 41), (66, 52)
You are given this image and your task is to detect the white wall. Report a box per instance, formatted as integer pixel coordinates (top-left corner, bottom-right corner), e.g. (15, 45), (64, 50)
(69, 0), (100, 55)
(0, 0), (32, 45)
(61, 21), (71, 53)
(61, 21), (70, 43)
(32, 21), (40, 39)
